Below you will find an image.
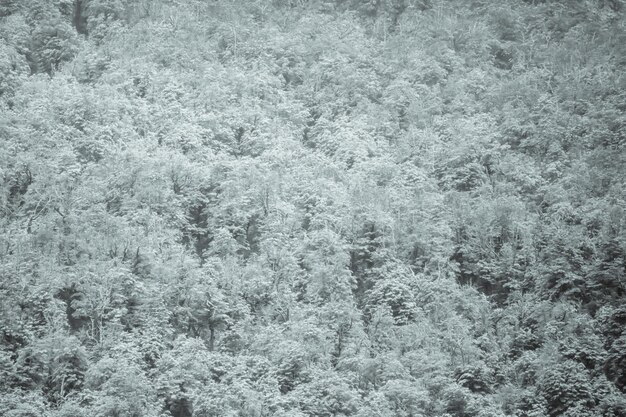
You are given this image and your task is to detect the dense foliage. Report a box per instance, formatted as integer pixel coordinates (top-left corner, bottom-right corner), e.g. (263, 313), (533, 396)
(1, 0), (625, 416)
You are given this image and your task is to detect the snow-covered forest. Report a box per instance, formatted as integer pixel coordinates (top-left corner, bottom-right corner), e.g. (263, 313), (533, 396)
(1, 1), (625, 416)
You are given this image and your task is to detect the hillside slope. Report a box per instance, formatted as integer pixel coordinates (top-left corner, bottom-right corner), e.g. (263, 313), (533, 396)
(1, 1), (625, 416)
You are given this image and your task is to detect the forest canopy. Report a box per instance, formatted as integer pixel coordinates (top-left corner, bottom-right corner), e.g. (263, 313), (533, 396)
(1, 0), (625, 416)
